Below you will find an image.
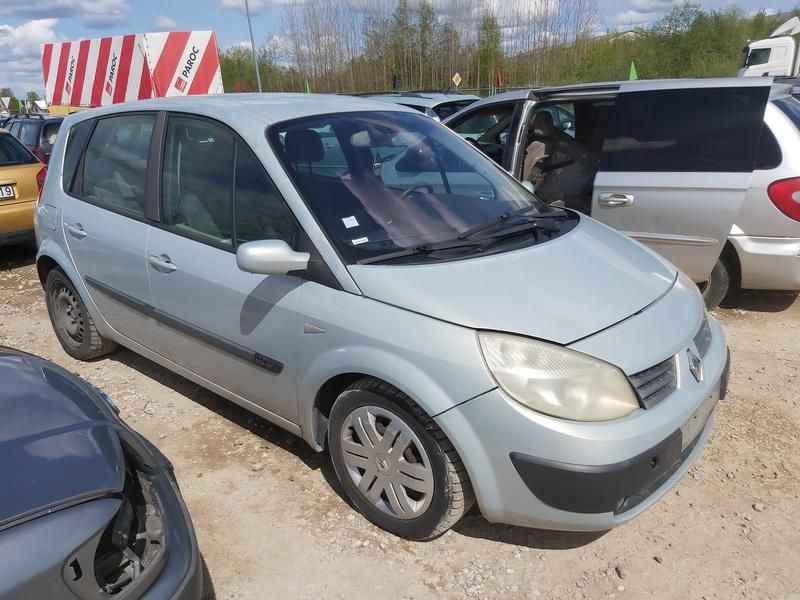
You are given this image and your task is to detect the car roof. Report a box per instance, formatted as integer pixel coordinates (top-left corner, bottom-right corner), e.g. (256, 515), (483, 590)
(361, 92), (480, 109)
(64, 93), (419, 129)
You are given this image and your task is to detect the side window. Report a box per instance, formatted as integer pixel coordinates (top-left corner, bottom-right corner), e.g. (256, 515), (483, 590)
(162, 116), (235, 247)
(17, 122), (38, 146)
(63, 120), (93, 193)
(235, 146), (299, 247)
(755, 124), (782, 170)
(81, 114), (154, 216)
(40, 122), (61, 155)
(746, 48), (771, 67)
(8, 121), (21, 137)
(449, 103), (516, 165)
(601, 87), (770, 172)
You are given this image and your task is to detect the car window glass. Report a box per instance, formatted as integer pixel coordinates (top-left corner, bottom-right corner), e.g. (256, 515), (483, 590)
(162, 116), (235, 247)
(449, 103), (515, 165)
(271, 110), (551, 265)
(18, 122), (38, 146)
(82, 114), (154, 216)
(434, 100), (475, 120)
(755, 124), (782, 170)
(235, 145), (300, 247)
(8, 122), (21, 136)
(601, 87), (769, 172)
(746, 48), (771, 67)
(40, 121), (61, 152)
(775, 96), (800, 129)
(0, 133), (37, 166)
(63, 120), (94, 193)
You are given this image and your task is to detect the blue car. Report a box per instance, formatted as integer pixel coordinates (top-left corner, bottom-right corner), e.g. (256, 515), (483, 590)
(0, 347), (201, 599)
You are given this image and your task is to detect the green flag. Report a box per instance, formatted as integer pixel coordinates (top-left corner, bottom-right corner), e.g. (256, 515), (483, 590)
(629, 61), (638, 81)
(304, 79), (311, 93)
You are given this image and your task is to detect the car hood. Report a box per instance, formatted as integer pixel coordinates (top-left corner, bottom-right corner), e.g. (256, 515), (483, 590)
(347, 216), (678, 344)
(0, 349), (124, 529)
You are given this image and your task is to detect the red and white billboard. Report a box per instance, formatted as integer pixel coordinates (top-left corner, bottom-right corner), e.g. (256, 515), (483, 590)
(42, 31), (224, 108)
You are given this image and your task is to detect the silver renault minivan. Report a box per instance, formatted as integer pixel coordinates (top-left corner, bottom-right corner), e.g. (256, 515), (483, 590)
(36, 94), (730, 540)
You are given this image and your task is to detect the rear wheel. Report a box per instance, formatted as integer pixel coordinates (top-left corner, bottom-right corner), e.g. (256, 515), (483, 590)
(45, 269), (116, 360)
(700, 258), (730, 310)
(328, 377), (474, 540)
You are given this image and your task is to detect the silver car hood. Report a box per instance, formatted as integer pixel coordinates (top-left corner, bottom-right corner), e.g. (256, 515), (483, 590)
(347, 216), (677, 345)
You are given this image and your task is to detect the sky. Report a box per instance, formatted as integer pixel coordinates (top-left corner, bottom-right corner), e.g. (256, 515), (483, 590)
(0, 0), (795, 96)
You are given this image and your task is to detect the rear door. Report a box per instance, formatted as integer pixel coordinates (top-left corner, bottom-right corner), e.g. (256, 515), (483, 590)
(592, 79), (771, 283)
(61, 113), (157, 344)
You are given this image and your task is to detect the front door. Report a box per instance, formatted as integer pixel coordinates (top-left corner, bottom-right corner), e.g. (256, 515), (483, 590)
(62, 113), (157, 344)
(591, 80), (771, 282)
(145, 114), (305, 423)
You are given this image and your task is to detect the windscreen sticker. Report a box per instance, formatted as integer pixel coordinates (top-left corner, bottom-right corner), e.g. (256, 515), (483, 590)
(351, 237), (369, 246)
(342, 216), (359, 229)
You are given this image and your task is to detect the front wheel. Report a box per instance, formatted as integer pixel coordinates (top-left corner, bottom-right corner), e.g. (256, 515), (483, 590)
(700, 259), (730, 310)
(328, 377), (474, 540)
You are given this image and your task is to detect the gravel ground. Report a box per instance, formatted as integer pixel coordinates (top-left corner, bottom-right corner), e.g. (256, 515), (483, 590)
(1, 244), (799, 600)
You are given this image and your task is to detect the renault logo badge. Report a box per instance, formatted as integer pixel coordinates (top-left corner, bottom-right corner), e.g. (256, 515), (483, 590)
(687, 348), (703, 383)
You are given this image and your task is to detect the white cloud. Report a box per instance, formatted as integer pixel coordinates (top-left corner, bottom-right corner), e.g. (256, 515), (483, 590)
(629, 0), (673, 10)
(614, 9), (658, 26)
(219, 0), (298, 15)
(0, 19), (65, 95)
(0, 0), (129, 29)
(152, 15), (176, 29)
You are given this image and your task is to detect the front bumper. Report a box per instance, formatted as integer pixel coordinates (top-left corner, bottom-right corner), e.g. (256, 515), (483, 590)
(435, 318), (729, 531)
(729, 235), (800, 290)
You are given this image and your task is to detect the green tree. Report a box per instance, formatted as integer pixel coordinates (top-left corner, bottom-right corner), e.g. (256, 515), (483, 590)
(475, 8), (502, 89)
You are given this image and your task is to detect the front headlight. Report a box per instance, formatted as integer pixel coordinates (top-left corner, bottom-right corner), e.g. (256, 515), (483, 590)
(478, 332), (640, 421)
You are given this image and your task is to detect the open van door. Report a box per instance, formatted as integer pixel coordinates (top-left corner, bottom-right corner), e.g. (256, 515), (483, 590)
(591, 78), (772, 284)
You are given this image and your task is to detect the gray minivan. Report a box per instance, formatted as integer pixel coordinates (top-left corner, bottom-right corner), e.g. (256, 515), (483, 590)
(36, 94), (729, 540)
(445, 78), (775, 307)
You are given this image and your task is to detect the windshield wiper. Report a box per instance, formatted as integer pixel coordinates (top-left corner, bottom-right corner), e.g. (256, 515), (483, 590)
(458, 206), (564, 240)
(357, 238), (485, 265)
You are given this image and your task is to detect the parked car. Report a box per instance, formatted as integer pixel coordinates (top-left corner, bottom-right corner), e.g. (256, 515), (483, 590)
(0, 346), (201, 598)
(37, 94), (729, 540)
(4, 113), (64, 164)
(444, 78), (779, 308)
(0, 129), (47, 247)
(726, 89), (800, 297)
(365, 91), (480, 120)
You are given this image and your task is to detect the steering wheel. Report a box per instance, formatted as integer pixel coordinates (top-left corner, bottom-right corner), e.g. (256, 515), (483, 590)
(400, 184), (434, 200)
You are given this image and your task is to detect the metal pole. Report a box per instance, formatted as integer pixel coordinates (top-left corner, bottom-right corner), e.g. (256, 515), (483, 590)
(244, 0), (262, 92)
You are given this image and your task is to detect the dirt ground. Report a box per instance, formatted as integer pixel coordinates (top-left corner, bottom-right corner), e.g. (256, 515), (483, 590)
(1, 243), (799, 600)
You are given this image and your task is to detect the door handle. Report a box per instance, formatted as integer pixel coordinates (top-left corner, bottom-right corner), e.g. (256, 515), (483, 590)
(66, 223), (87, 239)
(148, 254), (178, 273)
(598, 193), (635, 208)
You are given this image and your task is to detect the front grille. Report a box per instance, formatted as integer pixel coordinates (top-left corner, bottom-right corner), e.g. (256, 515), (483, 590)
(694, 314), (712, 357)
(629, 357), (677, 409)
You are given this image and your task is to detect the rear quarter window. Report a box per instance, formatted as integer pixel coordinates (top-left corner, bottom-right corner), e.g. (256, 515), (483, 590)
(601, 87), (770, 172)
(0, 134), (38, 166)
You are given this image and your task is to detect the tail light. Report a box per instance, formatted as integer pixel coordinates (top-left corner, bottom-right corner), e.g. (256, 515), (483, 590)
(36, 166), (47, 201)
(767, 177), (800, 221)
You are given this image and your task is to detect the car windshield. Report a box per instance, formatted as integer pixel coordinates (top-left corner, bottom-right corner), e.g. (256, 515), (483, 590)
(269, 111), (551, 264)
(0, 133), (38, 166)
(433, 100), (477, 120)
(775, 96), (800, 130)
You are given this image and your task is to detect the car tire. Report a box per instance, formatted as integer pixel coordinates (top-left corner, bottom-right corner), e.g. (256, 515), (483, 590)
(45, 268), (116, 360)
(700, 259), (730, 310)
(328, 377), (474, 540)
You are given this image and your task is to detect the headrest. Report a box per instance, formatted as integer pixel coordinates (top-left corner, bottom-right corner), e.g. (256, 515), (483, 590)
(285, 128), (324, 164)
(532, 111), (555, 137)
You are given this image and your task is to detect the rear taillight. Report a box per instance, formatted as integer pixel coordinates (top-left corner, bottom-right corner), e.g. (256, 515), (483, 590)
(36, 166), (47, 198)
(768, 177), (800, 222)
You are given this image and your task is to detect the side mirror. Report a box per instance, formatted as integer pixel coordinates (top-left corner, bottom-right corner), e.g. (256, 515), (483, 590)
(562, 121), (574, 131)
(521, 180), (535, 194)
(236, 240), (309, 276)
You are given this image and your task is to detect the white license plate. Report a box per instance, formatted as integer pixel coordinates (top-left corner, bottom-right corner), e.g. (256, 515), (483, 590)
(0, 185), (14, 199)
(681, 389), (719, 450)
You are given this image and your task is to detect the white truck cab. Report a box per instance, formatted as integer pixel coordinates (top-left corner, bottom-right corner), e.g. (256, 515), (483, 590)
(739, 17), (800, 78)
